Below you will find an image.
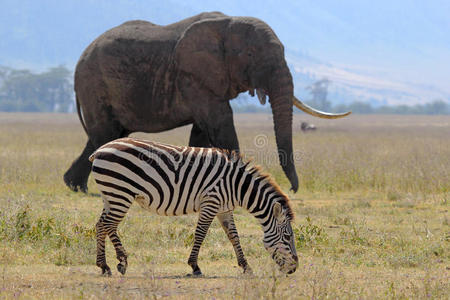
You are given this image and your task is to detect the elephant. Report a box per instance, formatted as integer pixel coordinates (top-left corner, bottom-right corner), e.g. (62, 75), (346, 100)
(64, 11), (350, 193)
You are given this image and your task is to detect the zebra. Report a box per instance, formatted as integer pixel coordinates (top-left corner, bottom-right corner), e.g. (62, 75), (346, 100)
(89, 137), (298, 276)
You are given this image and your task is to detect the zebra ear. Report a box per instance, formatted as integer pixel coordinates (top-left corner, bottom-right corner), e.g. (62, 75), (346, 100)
(273, 202), (282, 219)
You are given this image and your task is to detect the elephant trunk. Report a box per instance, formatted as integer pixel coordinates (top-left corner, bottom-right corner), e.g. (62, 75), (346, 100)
(268, 63), (299, 192)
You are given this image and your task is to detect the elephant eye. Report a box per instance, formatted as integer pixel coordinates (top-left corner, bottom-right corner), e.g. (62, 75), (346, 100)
(247, 52), (252, 57)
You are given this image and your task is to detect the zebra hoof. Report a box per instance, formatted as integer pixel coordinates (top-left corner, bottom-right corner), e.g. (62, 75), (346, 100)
(101, 265), (112, 276)
(243, 267), (253, 275)
(117, 262), (127, 275)
(186, 270), (203, 277)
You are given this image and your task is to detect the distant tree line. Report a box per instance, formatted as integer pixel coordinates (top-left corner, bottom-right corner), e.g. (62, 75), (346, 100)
(233, 97), (450, 115)
(0, 67), (448, 114)
(306, 78), (449, 115)
(234, 78), (450, 115)
(0, 65), (74, 112)
(332, 100), (450, 115)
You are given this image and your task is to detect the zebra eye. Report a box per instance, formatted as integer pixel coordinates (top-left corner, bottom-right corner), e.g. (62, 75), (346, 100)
(284, 233), (291, 241)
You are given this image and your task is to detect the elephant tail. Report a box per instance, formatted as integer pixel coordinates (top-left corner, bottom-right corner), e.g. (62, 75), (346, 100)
(88, 152), (96, 162)
(76, 94), (89, 136)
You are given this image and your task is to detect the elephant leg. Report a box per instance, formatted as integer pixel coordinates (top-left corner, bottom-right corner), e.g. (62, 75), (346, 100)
(189, 123), (211, 148)
(194, 101), (240, 151)
(64, 116), (128, 193)
(63, 140), (95, 193)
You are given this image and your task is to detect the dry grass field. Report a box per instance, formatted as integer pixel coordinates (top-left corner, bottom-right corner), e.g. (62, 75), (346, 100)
(0, 113), (449, 299)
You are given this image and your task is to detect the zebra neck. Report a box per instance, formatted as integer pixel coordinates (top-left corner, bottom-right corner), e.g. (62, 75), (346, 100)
(236, 170), (276, 227)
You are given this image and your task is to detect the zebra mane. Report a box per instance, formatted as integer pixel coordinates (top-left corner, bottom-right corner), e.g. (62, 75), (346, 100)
(220, 149), (295, 220)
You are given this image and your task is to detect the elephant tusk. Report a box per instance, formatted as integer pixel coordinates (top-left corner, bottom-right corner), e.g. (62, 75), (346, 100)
(293, 96), (351, 119)
(256, 89), (267, 105)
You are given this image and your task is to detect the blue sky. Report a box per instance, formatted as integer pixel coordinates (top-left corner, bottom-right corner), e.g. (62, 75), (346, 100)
(1, 0), (449, 104)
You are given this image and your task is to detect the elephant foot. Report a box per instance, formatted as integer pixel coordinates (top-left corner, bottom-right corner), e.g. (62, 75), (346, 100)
(63, 170), (88, 193)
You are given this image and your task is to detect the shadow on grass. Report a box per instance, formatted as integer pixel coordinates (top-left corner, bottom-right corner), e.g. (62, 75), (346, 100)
(87, 192), (101, 197)
(121, 274), (242, 280)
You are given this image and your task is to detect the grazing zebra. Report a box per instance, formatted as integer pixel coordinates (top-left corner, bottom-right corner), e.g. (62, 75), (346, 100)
(89, 137), (298, 276)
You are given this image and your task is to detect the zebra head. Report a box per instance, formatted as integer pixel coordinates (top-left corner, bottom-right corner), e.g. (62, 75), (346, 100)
(263, 201), (298, 274)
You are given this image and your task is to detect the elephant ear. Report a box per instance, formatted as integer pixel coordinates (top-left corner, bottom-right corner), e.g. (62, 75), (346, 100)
(175, 18), (230, 98)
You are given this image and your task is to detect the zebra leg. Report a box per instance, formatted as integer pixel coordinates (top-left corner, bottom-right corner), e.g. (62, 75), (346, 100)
(96, 193), (132, 275)
(106, 223), (128, 275)
(188, 204), (217, 276)
(217, 211), (252, 274)
(96, 212), (112, 276)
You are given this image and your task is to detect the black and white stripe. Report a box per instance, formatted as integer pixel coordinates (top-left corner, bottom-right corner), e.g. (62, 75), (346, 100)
(91, 137), (298, 276)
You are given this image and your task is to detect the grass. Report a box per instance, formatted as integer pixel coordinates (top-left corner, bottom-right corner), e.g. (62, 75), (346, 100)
(0, 113), (449, 299)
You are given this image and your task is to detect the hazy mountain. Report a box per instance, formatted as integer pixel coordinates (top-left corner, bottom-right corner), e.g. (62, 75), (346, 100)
(1, 0), (448, 106)
(287, 51), (450, 106)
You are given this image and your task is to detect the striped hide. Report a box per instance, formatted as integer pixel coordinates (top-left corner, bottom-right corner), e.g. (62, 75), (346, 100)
(90, 137), (298, 276)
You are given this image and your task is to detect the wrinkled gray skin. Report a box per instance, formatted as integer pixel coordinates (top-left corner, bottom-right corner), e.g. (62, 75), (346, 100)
(64, 12), (309, 192)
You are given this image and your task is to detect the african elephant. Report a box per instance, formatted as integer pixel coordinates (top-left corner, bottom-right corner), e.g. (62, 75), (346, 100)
(64, 11), (349, 193)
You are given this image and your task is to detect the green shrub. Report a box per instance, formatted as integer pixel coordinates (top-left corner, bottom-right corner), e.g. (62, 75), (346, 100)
(295, 216), (328, 252)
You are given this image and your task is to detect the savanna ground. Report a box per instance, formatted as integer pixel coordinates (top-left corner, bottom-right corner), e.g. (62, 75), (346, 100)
(0, 113), (449, 299)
